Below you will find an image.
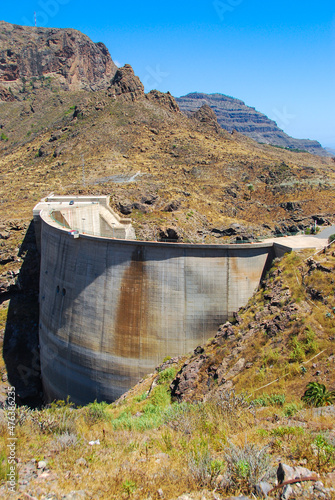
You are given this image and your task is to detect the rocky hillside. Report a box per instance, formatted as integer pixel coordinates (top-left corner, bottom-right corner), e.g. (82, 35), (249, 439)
(176, 93), (330, 157)
(170, 247), (335, 403)
(0, 21), (117, 92)
(0, 22), (335, 499)
(1, 19), (335, 401)
(1, 248), (335, 500)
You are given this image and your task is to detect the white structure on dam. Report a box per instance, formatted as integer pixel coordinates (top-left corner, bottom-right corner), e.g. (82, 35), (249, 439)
(34, 195), (286, 405)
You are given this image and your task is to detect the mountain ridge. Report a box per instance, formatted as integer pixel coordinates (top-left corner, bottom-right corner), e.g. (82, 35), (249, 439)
(0, 20), (330, 158)
(0, 21), (335, 500)
(176, 92), (330, 157)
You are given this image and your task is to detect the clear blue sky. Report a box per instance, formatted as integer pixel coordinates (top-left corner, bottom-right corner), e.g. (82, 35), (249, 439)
(2, 1), (335, 147)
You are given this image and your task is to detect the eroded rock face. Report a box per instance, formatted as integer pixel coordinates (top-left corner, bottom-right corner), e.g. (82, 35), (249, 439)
(170, 354), (208, 401)
(0, 86), (15, 101)
(0, 21), (118, 91)
(158, 227), (180, 241)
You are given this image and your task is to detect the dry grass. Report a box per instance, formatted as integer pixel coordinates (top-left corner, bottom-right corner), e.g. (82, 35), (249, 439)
(1, 80), (335, 499)
(1, 249), (335, 497)
(0, 86), (335, 240)
(1, 375), (334, 498)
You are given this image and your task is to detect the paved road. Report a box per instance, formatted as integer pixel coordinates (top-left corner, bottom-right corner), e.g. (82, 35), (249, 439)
(315, 224), (335, 239)
(263, 225), (335, 250)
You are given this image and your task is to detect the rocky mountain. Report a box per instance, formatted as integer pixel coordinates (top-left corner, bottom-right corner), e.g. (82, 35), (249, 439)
(0, 21), (334, 238)
(0, 21), (117, 91)
(176, 93), (330, 157)
(0, 22), (335, 500)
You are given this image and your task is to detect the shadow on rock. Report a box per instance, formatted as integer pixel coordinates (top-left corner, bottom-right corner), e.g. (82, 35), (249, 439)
(3, 220), (42, 407)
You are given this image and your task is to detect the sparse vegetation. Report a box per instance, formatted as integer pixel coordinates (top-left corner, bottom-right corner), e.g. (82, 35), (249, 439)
(253, 393), (286, 407)
(222, 441), (274, 494)
(157, 366), (177, 383)
(2, 243), (335, 498)
(85, 400), (109, 425)
(1, 26), (335, 498)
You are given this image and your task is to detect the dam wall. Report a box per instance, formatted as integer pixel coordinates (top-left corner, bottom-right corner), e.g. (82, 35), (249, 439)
(38, 205), (274, 405)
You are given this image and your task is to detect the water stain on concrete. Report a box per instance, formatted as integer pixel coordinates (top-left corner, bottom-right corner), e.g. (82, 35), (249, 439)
(115, 246), (147, 359)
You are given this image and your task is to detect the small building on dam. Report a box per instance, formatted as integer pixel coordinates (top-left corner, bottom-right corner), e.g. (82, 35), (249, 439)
(34, 194), (277, 405)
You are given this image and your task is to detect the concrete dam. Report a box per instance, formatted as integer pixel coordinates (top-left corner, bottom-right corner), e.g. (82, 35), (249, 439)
(34, 195), (277, 405)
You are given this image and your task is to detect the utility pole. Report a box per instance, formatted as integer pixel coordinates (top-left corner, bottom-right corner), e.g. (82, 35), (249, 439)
(34, 12), (37, 27)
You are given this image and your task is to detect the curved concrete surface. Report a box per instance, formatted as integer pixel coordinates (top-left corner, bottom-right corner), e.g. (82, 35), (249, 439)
(37, 204), (275, 405)
(35, 196), (332, 405)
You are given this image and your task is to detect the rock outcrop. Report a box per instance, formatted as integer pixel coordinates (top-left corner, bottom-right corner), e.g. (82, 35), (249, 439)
(0, 87), (15, 101)
(176, 92), (329, 156)
(107, 64), (144, 101)
(0, 21), (117, 92)
(146, 89), (180, 113)
(191, 104), (221, 133)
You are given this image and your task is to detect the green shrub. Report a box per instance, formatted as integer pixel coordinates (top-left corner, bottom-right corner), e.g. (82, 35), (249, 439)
(85, 400), (109, 424)
(133, 391), (148, 402)
(262, 348), (280, 366)
(253, 393), (286, 407)
(210, 459), (225, 477)
(289, 337), (305, 363)
(149, 385), (171, 408)
(157, 367), (177, 384)
(110, 408), (163, 431)
(270, 426), (304, 437)
(302, 382), (335, 407)
(111, 386), (171, 431)
(304, 327), (318, 354)
(283, 402), (301, 417)
(0, 132), (8, 141)
(122, 479), (137, 494)
(222, 442), (274, 493)
(0, 449), (10, 482)
(313, 434), (335, 470)
(328, 234), (335, 244)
